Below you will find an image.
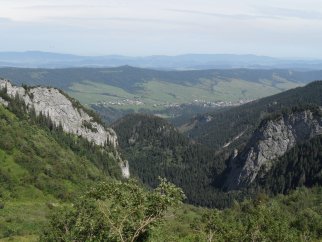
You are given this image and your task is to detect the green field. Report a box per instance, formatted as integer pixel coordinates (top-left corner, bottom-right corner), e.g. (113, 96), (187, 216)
(67, 77), (302, 110)
(0, 67), (318, 111)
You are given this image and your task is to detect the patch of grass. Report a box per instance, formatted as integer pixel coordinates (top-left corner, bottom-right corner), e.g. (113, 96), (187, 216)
(0, 235), (38, 242)
(0, 200), (51, 239)
(0, 150), (26, 180)
(68, 80), (135, 104)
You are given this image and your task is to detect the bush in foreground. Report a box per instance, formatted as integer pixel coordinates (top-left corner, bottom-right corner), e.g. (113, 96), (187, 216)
(41, 178), (185, 242)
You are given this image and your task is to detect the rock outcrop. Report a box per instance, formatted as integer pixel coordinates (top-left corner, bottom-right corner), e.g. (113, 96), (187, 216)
(0, 97), (8, 107)
(225, 109), (322, 190)
(0, 79), (129, 178)
(120, 160), (130, 179)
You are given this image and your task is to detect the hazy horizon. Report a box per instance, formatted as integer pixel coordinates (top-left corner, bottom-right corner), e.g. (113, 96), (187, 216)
(1, 0), (322, 58)
(1, 50), (321, 60)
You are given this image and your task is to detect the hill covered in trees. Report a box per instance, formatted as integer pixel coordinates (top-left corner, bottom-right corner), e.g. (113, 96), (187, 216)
(112, 114), (231, 207)
(255, 134), (322, 194)
(184, 81), (322, 150)
(113, 116), (322, 208)
(113, 82), (322, 207)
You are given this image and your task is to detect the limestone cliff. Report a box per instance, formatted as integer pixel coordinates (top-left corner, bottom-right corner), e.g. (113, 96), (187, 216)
(225, 108), (322, 190)
(0, 79), (130, 178)
(0, 97), (8, 107)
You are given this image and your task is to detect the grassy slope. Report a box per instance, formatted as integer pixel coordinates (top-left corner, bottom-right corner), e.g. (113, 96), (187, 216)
(67, 76), (301, 107)
(0, 105), (109, 239)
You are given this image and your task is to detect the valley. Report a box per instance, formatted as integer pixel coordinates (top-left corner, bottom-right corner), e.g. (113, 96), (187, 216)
(2, 0), (322, 241)
(0, 78), (321, 241)
(1, 67), (321, 124)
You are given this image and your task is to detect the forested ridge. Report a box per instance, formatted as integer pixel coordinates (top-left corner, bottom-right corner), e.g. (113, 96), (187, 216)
(186, 80), (322, 149)
(1, 67), (319, 91)
(113, 112), (322, 208)
(113, 82), (322, 208)
(256, 134), (322, 194)
(113, 114), (232, 207)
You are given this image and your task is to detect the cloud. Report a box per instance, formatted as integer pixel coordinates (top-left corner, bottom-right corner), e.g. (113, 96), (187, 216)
(0, 17), (13, 23)
(48, 16), (194, 26)
(0, 0), (322, 57)
(256, 6), (322, 20)
(168, 6), (322, 21)
(167, 9), (281, 20)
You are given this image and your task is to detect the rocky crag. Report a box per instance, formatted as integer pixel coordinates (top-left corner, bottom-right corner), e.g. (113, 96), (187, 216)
(225, 108), (322, 190)
(0, 79), (130, 178)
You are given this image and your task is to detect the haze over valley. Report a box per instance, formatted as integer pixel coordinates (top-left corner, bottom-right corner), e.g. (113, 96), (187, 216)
(1, 51), (322, 70)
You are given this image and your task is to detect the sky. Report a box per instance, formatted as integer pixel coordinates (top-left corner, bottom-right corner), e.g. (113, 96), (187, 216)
(1, 0), (322, 58)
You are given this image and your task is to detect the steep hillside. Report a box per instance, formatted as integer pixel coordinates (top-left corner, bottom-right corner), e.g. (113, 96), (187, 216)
(113, 83), (322, 208)
(256, 135), (322, 194)
(0, 80), (136, 239)
(185, 81), (322, 151)
(0, 80), (116, 146)
(224, 107), (322, 190)
(0, 79), (129, 178)
(112, 114), (232, 207)
(0, 105), (120, 239)
(0, 103), (118, 197)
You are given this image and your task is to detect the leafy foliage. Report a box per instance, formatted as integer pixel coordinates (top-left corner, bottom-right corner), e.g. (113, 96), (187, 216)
(197, 187), (322, 242)
(41, 178), (185, 242)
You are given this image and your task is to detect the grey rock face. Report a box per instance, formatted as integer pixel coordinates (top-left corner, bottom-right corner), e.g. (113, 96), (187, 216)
(120, 160), (130, 179)
(226, 109), (322, 190)
(0, 79), (129, 178)
(0, 79), (117, 146)
(0, 97), (8, 107)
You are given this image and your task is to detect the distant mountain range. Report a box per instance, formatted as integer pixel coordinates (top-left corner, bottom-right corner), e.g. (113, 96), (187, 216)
(1, 51), (322, 70)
